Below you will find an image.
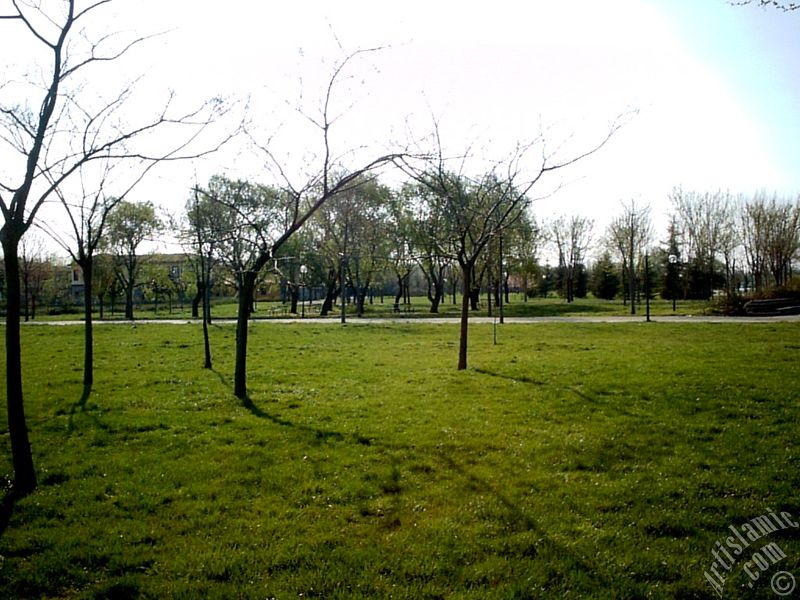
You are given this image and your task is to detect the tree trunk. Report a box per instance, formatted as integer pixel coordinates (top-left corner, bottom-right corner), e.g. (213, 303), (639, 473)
(191, 278), (202, 318)
(429, 292), (440, 314)
(201, 263), (212, 370)
(288, 283), (299, 314)
(125, 281), (134, 320)
(629, 260), (636, 315)
(81, 257), (94, 388)
(469, 286), (480, 311)
(23, 277), (29, 322)
(320, 284), (337, 316)
(357, 288), (367, 316)
(234, 273), (256, 399)
(458, 264), (471, 370)
(97, 293), (105, 319)
(393, 274), (404, 312)
(2, 238), (37, 495)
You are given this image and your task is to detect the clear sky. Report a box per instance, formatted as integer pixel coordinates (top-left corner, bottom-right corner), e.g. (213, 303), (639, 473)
(4, 0), (800, 251)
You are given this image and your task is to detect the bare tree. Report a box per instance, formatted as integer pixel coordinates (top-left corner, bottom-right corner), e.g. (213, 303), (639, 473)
(732, 1), (799, 10)
(198, 48), (405, 399)
(396, 117), (621, 369)
(670, 189), (733, 299)
(607, 200), (652, 314)
(18, 233), (49, 321)
(0, 0), (231, 494)
(741, 192), (800, 291)
(182, 189), (227, 369)
(551, 215), (594, 303)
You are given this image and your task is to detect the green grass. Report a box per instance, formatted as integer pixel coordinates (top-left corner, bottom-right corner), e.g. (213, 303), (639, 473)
(34, 294), (714, 321)
(1, 321), (798, 598)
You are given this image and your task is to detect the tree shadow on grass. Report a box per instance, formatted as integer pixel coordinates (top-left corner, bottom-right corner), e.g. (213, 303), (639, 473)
(473, 367), (546, 387)
(435, 450), (612, 590)
(0, 487), (20, 540)
(67, 383), (92, 434)
(230, 387), (607, 590)
(240, 395), (373, 446)
(240, 394), (605, 589)
(67, 383), (109, 436)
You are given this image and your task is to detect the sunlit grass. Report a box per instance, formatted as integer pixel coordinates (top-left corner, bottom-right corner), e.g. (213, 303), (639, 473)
(31, 292), (714, 321)
(1, 321), (798, 598)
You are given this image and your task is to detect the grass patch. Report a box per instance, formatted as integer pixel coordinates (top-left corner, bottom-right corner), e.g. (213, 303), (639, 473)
(1, 321), (798, 598)
(29, 294), (713, 321)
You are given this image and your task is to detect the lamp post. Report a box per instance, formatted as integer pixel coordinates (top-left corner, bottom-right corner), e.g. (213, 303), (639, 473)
(645, 252), (651, 322)
(499, 270), (507, 324)
(340, 253), (347, 324)
(299, 264), (307, 319)
(668, 254), (678, 312)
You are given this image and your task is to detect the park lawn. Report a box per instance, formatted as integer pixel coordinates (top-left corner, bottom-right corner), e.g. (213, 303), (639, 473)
(31, 294), (714, 322)
(0, 321), (798, 598)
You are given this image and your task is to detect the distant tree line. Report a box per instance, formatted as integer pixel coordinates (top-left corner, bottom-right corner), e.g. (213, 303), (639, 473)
(3, 188), (798, 323)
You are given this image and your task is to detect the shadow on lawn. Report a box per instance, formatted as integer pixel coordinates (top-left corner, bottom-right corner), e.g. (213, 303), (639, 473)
(473, 367), (546, 387)
(436, 451), (612, 590)
(0, 488), (19, 539)
(67, 384), (99, 434)
(240, 393), (608, 589)
(241, 395), (373, 447)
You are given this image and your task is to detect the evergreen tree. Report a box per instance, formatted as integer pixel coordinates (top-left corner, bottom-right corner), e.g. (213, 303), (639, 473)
(590, 252), (620, 300)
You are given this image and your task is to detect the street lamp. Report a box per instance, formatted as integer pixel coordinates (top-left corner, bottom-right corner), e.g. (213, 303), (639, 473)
(339, 253), (347, 324)
(499, 270), (507, 324)
(299, 264), (307, 319)
(644, 252), (651, 322)
(668, 254), (678, 312)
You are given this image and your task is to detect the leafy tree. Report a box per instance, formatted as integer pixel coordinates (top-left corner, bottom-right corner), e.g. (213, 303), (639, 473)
(386, 186), (418, 313)
(105, 201), (162, 320)
(503, 212), (543, 302)
(404, 183), (451, 313)
(311, 177), (391, 318)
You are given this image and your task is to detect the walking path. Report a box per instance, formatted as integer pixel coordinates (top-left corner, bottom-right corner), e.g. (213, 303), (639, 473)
(19, 314), (800, 326)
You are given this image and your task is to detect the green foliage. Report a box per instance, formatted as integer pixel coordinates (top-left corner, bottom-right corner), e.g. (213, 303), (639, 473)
(1, 322), (798, 598)
(574, 263), (588, 298)
(590, 252), (620, 300)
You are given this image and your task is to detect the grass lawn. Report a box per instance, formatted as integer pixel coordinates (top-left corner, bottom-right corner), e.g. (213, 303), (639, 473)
(34, 294), (714, 321)
(1, 321), (798, 598)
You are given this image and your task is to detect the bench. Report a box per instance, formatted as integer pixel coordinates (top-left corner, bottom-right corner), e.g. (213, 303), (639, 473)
(744, 298), (800, 316)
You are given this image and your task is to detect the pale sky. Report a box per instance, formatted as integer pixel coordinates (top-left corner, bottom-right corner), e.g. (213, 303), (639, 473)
(3, 0), (799, 252)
